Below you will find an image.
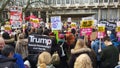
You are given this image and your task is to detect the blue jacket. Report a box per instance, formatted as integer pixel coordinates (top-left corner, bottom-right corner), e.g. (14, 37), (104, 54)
(14, 53), (25, 68)
(91, 39), (106, 61)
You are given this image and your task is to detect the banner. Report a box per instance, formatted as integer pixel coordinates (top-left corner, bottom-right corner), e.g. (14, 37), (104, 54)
(51, 16), (62, 30)
(28, 35), (52, 54)
(10, 7), (22, 29)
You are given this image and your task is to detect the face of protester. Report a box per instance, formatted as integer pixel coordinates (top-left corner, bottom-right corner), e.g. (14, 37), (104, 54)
(0, 37), (5, 50)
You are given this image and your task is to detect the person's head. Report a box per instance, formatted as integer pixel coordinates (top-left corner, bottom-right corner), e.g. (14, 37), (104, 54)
(74, 39), (86, 50)
(65, 33), (75, 45)
(37, 51), (52, 68)
(1, 45), (14, 58)
(43, 29), (49, 36)
(103, 36), (112, 46)
(0, 37), (5, 50)
(74, 54), (92, 68)
(2, 32), (10, 39)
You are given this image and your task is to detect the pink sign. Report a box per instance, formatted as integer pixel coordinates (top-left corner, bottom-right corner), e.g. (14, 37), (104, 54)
(97, 32), (105, 38)
(80, 28), (92, 36)
(117, 32), (120, 37)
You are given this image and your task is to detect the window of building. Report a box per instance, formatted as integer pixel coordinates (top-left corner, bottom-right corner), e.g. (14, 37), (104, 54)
(89, 0), (94, 4)
(49, 0), (53, 4)
(83, 0), (88, 3)
(53, 0), (56, 5)
(99, 0), (103, 3)
(114, 0), (118, 2)
(66, 0), (70, 4)
(57, 0), (61, 4)
(71, 0), (75, 4)
(109, 0), (113, 3)
(104, 0), (108, 2)
(75, 0), (79, 4)
(101, 9), (107, 20)
(109, 9), (117, 19)
(94, 0), (99, 3)
(80, 0), (84, 4)
(62, 0), (65, 4)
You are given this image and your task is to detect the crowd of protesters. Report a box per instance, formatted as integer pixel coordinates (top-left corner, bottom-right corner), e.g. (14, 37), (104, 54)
(0, 23), (120, 68)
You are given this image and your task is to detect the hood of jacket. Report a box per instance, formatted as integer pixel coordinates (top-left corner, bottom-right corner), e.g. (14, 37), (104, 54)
(0, 55), (16, 63)
(71, 48), (91, 55)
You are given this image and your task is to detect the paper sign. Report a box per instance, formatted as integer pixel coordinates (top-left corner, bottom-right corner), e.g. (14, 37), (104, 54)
(81, 20), (94, 28)
(80, 28), (92, 36)
(71, 23), (76, 28)
(51, 16), (62, 30)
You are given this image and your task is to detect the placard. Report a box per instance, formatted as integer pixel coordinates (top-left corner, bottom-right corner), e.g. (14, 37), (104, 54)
(51, 16), (62, 30)
(80, 20), (94, 28)
(10, 7), (22, 29)
(97, 24), (105, 38)
(28, 35), (52, 54)
(71, 22), (76, 28)
(30, 18), (40, 28)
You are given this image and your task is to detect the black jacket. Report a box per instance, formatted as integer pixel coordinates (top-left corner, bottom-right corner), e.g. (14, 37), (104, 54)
(0, 55), (19, 68)
(100, 45), (119, 68)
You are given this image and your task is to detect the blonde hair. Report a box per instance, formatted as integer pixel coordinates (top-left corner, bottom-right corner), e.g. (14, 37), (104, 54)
(74, 39), (87, 50)
(74, 54), (93, 68)
(37, 52), (52, 68)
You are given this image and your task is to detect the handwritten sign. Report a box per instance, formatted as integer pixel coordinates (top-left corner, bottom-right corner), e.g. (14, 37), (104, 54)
(51, 16), (62, 30)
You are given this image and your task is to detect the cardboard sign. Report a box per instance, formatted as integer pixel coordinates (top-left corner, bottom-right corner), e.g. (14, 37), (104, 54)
(81, 20), (94, 28)
(51, 16), (62, 30)
(28, 35), (52, 54)
(30, 18), (40, 28)
(71, 23), (76, 28)
(116, 27), (120, 32)
(10, 7), (22, 29)
(80, 28), (92, 36)
(98, 27), (105, 32)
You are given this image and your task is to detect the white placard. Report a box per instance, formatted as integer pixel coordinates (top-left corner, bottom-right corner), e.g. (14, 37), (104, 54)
(51, 16), (62, 30)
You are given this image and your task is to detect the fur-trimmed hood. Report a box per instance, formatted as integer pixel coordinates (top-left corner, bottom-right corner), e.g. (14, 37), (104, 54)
(71, 48), (92, 55)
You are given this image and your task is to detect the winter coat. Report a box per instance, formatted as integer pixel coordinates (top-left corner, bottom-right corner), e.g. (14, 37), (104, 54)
(0, 55), (19, 68)
(91, 39), (106, 61)
(68, 48), (97, 68)
(15, 39), (28, 59)
(100, 45), (119, 68)
(14, 53), (25, 68)
(56, 40), (69, 68)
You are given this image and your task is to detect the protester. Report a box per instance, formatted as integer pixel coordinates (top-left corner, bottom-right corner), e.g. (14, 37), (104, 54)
(2, 32), (15, 48)
(0, 37), (25, 68)
(91, 38), (106, 68)
(100, 36), (119, 68)
(68, 39), (96, 68)
(37, 51), (55, 68)
(15, 33), (28, 60)
(0, 45), (19, 68)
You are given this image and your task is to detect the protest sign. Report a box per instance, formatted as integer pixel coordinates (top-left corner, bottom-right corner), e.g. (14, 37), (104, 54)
(80, 20), (94, 28)
(97, 24), (105, 38)
(28, 35), (52, 54)
(30, 18), (40, 28)
(10, 6), (22, 29)
(51, 16), (62, 30)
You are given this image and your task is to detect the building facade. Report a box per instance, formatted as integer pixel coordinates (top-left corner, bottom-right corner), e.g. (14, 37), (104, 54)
(0, 0), (120, 23)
